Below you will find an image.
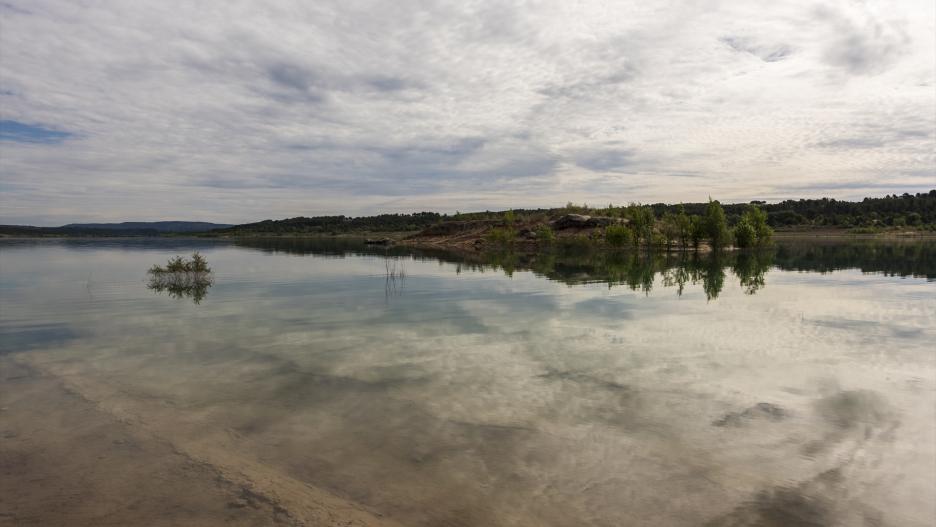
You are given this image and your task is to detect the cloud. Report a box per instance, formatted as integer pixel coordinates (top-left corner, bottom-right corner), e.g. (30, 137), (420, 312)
(815, 4), (911, 75)
(0, 0), (933, 225)
(720, 36), (793, 63)
(572, 149), (637, 172)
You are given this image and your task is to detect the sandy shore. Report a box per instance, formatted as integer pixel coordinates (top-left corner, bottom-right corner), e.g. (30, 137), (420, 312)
(0, 356), (400, 527)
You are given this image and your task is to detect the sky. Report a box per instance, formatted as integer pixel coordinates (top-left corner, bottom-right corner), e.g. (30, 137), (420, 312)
(0, 0), (934, 226)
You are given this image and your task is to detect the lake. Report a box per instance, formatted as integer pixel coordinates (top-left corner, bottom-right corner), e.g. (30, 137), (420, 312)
(1, 238), (934, 526)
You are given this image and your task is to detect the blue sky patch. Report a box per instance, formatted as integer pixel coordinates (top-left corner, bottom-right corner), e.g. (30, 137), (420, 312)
(0, 120), (72, 144)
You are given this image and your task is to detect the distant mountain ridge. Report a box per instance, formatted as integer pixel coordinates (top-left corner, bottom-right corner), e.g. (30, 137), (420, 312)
(61, 221), (232, 232)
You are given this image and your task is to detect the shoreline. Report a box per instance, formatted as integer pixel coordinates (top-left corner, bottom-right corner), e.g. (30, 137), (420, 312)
(2, 229), (934, 256)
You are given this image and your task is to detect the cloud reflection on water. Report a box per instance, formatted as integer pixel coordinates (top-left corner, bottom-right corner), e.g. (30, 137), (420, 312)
(0, 239), (934, 526)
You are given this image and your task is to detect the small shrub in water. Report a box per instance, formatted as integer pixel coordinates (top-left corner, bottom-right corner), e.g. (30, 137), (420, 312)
(147, 252), (213, 304)
(149, 252), (211, 275)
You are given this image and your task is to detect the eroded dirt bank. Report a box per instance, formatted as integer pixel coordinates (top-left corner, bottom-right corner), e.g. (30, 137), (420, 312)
(0, 357), (399, 527)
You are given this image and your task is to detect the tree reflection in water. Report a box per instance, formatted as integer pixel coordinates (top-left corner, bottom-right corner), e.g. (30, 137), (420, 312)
(232, 238), (935, 300)
(147, 271), (213, 304)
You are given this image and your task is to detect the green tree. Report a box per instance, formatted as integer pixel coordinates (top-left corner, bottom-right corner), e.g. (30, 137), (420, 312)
(704, 198), (730, 248)
(689, 215), (705, 249)
(674, 205), (692, 248)
(734, 219), (756, 248)
(660, 212), (678, 247)
(626, 204), (655, 247)
(742, 205), (772, 245)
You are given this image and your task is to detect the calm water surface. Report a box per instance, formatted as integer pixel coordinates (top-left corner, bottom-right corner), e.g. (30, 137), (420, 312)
(1, 238), (934, 526)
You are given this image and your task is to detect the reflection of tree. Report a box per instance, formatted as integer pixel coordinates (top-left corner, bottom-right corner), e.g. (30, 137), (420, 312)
(147, 272), (213, 304)
(477, 248), (772, 300)
(732, 250), (773, 295)
(623, 253), (656, 295)
(699, 253), (726, 301)
(661, 262), (690, 297)
(771, 241), (935, 279)
(229, 238), (935, 299)
(486, 250), (518, 278)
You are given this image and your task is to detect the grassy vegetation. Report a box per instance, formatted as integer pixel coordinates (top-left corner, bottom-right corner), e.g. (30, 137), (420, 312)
(534, 225), (556, 244)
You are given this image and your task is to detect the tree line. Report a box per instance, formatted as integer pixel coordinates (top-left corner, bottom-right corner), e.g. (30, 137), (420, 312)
(655, 190), (936, 229)
(465, 190), (936, 232)
(213, 212), (443, 236)
(604, 199), (772, 249)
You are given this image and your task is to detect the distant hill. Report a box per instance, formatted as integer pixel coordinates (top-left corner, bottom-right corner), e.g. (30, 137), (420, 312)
(0, 221), (232, 237)
(62, 221), (232, 233)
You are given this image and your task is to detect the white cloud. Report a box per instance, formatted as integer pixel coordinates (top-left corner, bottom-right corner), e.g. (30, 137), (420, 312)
(0, 0), (933, 224)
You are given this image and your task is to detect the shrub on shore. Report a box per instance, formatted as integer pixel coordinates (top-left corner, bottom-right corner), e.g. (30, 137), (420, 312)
(487, 227), (516, 245)
(535, 225), (556, 244)
(605, 225), (633, 247)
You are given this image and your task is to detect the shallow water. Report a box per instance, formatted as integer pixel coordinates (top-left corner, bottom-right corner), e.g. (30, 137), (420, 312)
(1, 238), (934, 526)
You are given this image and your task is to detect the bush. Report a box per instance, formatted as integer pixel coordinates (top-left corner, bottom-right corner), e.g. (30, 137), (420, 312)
(147, 252), (213, 304)
(605, 225), (633, 247)
(149, 252), (211, 275)
(535, 225), (556, 244)
(487, 227), (516, 245)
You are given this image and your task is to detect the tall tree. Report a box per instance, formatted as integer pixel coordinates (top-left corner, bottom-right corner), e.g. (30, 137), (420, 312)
(704, 198), (730, 248)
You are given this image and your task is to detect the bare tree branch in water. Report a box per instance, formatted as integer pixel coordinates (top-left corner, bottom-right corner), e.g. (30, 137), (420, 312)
(384, 257), (406, 300)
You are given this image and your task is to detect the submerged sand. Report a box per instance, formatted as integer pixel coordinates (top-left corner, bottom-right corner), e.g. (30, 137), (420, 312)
(0, 357), (399, 527)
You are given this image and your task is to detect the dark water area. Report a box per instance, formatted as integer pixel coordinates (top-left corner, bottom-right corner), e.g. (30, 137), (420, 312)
(1, 238), (934, 526)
